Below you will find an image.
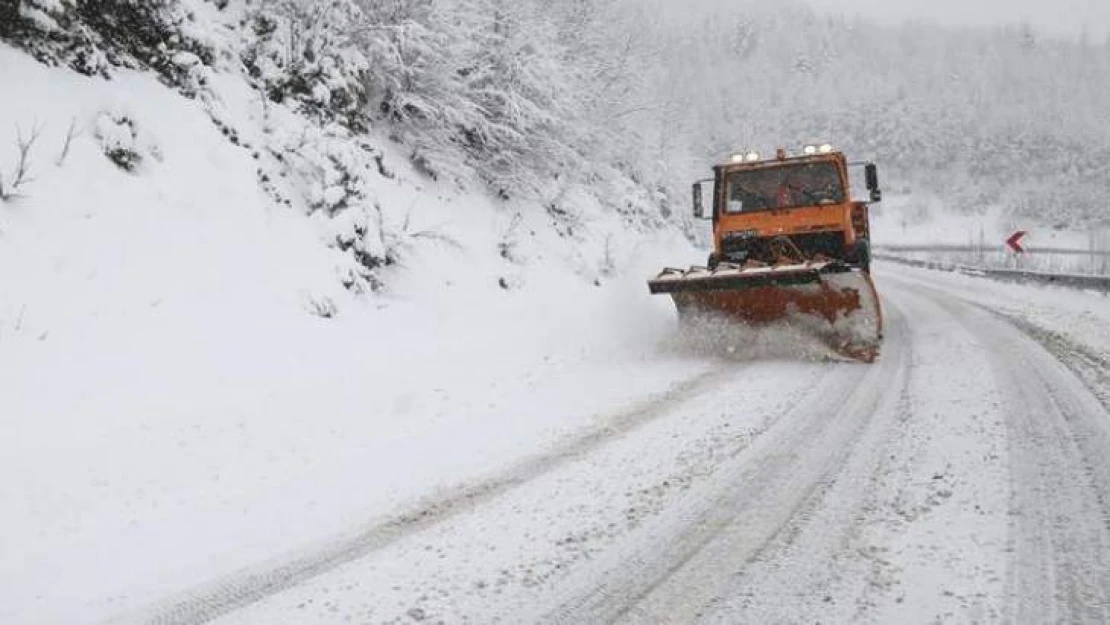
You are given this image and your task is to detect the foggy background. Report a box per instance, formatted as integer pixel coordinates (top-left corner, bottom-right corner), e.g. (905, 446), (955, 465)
(802, 0), (1110, 40)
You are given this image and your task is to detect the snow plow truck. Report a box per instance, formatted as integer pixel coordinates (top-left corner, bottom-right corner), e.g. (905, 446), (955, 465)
(648, 145), (884, 362)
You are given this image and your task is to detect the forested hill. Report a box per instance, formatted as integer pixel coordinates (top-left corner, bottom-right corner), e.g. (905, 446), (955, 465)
(4, 0), (1108, 234)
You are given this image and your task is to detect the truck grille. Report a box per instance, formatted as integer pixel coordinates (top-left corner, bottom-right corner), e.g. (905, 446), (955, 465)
(786, 231), (846, 258)
(721, 230), (846, 262)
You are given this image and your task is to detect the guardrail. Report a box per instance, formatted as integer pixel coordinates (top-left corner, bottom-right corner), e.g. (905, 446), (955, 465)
(880, 244), (1110, 257)
(875, 253), (1110, 293)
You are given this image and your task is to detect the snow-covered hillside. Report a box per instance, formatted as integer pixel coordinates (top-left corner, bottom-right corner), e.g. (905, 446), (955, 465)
(0, 27), (708, 625)
(0, 3), (699, 621)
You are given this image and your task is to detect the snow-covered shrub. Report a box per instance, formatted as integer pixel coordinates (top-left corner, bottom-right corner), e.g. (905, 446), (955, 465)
(497, 212), (524, 263)
(374, 201), (462, 265)
(349, 0), (476, 182)
(544, 201), (584, 240)
(305, 294), (338, 318)
(240, 0), (370, 130)
(1, 0), (215, 96)
(93, 112), (146, 172)
(252, 113), (397, 292)
(260, 121), (373, 218)
(308, 152), (363, 216)
(453, 1), (577, 195)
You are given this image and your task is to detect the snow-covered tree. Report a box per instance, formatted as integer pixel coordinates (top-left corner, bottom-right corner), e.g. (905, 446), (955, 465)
(449, 0), (577, 194)
(352, 0), (475, 147)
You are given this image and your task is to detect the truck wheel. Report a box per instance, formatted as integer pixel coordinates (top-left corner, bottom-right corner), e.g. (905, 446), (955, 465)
(852, 240), (872, 273)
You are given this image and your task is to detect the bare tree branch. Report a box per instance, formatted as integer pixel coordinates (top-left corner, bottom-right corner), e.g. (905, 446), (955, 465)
(1, 124), (43, 201)
(56, 117), (79, 167)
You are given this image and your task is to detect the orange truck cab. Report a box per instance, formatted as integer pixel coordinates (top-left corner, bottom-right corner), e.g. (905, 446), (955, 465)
(693, 146), (882, 272)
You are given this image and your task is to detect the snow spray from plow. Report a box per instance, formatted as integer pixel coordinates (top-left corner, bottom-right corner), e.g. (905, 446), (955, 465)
(649, 261), (883, 362)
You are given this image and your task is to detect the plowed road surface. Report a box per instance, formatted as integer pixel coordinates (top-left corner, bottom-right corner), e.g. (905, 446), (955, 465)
(119, 265), (1110, 624)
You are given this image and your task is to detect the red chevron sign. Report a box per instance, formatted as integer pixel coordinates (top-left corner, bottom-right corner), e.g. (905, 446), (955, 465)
(1006, 231), (1026, 254)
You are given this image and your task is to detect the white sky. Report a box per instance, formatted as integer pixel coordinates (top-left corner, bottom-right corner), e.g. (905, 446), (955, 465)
(800, 0), (1110, 40)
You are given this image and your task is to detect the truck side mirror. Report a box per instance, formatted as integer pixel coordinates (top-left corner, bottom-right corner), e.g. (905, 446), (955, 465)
(865, 163), (881, 203)
(693, 182), (704, 219)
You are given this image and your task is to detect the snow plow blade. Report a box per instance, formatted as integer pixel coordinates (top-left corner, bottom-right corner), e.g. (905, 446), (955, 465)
(648, 261), (883, 362)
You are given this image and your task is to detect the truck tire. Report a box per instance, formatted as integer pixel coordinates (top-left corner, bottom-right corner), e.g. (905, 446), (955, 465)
(851, 240), (872, 273)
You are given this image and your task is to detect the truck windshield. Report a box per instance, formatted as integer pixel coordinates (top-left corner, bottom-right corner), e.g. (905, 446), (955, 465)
(725, 162), (844, 213)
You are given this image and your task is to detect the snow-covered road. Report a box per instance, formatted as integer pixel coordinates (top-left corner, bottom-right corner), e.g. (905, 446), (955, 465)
(108, 264), (1110, 625)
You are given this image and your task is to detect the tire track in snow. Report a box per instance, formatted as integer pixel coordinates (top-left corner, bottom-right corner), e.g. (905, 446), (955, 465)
(878, 266), (1110, 410)
(990, 314), (1110, 411)
(927, 295), (1110, 624)
(882, 272), (1110, 622)
(685, 291), (927, 624)
(540, 306), (913, 623)
(818, 283), (1012, 624)
(208, 359), (836, 624)
(547, 274), (1110, 624)
(635, 276), (1110, 624)
(120, 268), (1110, 625)
(107, 366), (746, 625)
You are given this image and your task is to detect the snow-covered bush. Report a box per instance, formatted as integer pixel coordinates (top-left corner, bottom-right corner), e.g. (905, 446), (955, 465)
(353, 0), (459, 126)
(240, 0), (370, 129)
(93, 111), (150, 172)
(251, 112), (397, 292)
(2, 0), (215, 96)
(452, 0), (578, 195)
(348, 0), (477, 184)
(305, 294), (339, 318)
